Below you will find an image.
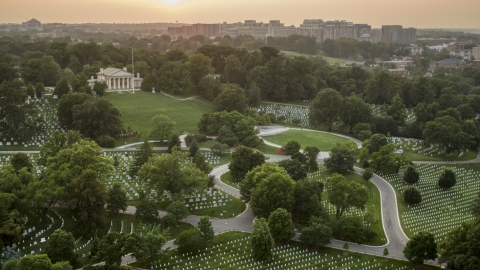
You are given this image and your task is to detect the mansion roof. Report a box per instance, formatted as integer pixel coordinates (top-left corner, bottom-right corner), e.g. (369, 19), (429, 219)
(97, 68), (133, 77)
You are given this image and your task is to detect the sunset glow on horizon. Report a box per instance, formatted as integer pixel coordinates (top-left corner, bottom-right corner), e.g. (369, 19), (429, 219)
(1, 0), (480, 29)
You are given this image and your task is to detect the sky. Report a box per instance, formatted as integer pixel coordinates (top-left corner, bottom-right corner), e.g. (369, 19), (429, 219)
(2, 0), (480, 29)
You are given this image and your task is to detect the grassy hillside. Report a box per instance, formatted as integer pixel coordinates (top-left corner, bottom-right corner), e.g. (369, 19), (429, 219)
(280, 50), (347, 65)
(263, 129), (348, 151)
(105, 91), (214, 140)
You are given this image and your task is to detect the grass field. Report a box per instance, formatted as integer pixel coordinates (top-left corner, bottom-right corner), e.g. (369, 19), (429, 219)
(380, 164), (480, 240)
(129, 231), (439, 269)
(280, 50), (348, 65)
(104, 91), (214, 141)
(263, 129), (348, 151)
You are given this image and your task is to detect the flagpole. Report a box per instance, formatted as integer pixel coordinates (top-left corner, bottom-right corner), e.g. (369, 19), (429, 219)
(132, 45), (135, 94)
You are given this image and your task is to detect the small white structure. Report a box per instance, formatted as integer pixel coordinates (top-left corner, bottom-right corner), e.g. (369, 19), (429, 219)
(88, 67), (143, 90)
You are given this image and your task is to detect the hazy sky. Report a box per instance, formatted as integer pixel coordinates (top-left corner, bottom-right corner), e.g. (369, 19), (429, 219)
(2, 0), (480, 29)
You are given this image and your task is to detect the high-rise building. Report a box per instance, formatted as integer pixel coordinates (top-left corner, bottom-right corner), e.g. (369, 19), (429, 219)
(473, 47), (480, 60)
(381, 25), (417, 44)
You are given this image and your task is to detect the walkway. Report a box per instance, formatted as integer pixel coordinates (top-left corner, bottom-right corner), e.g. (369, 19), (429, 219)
(159, 91), (198, 101)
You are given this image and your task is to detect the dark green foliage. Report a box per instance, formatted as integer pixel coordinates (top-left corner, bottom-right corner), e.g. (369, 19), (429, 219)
(331, 216), (377, 243)
(361, 169), (373, 184)
(367, 134), (388, 154)
(438, 168), (457, 190)
(403, 186), (422, 205)
(250, 172), (296, 218)
(267, 208), (295, 243)
(294, 179), (325, 223)
(284, 140), (301, 155)
(57, 92), (93, 129)
(167, 134), (181, 153)
(250, 218), (274, 262)
(166, 201), (189, 222)
(106, 183), (128, 214)
(214, 84), (248, 113)
(299, 216), (332, 249)
(278, 159), (307, 181)
(304, 146), (320, 172)
(161, 213), (177, 230)
(197, 216), (214, 242)
(92, 81), (107, 96)
(149, 115), (176, 142)
(45, 229), (76, 264)
(189, 140), (199, 157)
(93, 232), (128, 267)
(95, 135), (116, 148)
(184, 134), (208, 145)
(9, 153), (33, 173)
(193, 152), (212, 175)
(53, 78), (70, 99)
(135, 198), (159, 222)
(217, 125), (239, 147)
(241, 135), (263, 148)
(403, 165), (419, 185)
(0, 195), (25, 250)
(324, 146), (356, 174)
(229, 146), (265, 182)
(473, 192), (480, 216)
(129, 141), (153, 177)
(403, 231), (438, 265)
(439, 219), (480, 268)
(174, 230), (206, 253)
(72, 98), (123, 139)
(309, 88), (343, 131)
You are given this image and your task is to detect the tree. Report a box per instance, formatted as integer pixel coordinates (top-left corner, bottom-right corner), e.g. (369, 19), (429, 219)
(324, 146), (356, 174)
(284, 140), (301, 155)
(278, 159), (307, 181)
(362, 169), (373, 184)
(0, 193), (25, 250)
(92, 81), (107, 96)
(53, 78), (70, 99)
(93, 232), (128, 267)
(370, 143), (404, 175)
(364, 71), (399, 105)
(224, 55), (246, 86)
(299, 216), (332, 249)
(246, 83), (262, 107)
(3, 254), (72, 270)
(166, 201), (189, 222)
(149, 115), (176, 142)
(267, 208), (295, 243)
(386, 94), (407, 126)
(189, 140), (199, 157)
(198, 76), (222, 100)
(127, 224), (169, 268)
(174, 229), (206, 253)
(383, 248), (389, 257)
(0, 244), (21, 266)
(197, 216), (214, 242)
(106, 183), (128, 214)
(250, 218), (274, 262)
(331, 216), (376, 243)
(438, 219), (480, 267)
(141, 72), (158, 92)
(135, 198), (159, 222)
(45, 230), (76, 264)
(294, 179), (325, 223)
(129, 141), (153, 177)
(326, 173), (368, 218)
(57, 92), (93, 129)
(367, 134), (388, 154)
(250, 171), (296, 218)
(10, 153), (33, 173)
(438, 168), (456, 190)
(229, 146), (265, 182)
(214, 84), (248, 113)
(35, 83), (46, 99)
(240, 163), (287, 202)
(72, 98), (123, 139)
(138, 149), (209, 202)
(341, 94), (372, 132)
(186, 53), (215, 85)
(423, 116), (475, 154)
(26, 84), (35, 98)
(161, 213), (177, 229)
(309, 88), (343, 131)
(67, 169), (109, 235)
(403, 231), (438, 265)
(159, 61), (194, 95)
(403, 186), (422, 205)
(403, 165), (419, 185)
(193, 151), (212, 175)
(167, 134), (181, 153)
(71, 73), (90, 93)
(304, 146), (320, 172)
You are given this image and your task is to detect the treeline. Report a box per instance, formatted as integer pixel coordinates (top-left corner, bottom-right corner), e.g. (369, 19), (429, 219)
(321, 38), (409, 60)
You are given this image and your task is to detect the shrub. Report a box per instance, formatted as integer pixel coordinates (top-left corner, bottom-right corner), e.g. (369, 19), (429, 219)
(185, 134), (208, 145)
(438, 169), (456, 190)
(161, 213), (177, 229)
(242, 135), (263, 148)
(403, 186), (422, 205)
(95, 135), (116, 148)
(174, 229), (206, 253)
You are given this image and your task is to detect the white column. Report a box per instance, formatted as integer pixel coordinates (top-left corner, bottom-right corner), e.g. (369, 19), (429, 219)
(114, 78), (117, 89)
(123, 77), (126, 89)
(107, 78), (111, 90)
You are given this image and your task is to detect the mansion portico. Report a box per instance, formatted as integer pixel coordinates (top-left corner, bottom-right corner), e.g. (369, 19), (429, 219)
(88, 67), (143, 90)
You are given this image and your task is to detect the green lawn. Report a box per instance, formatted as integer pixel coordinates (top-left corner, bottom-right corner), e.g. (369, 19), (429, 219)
(263, 129), (348, 151)
(129, 231), (439, 269)
(220, 172), (240, 189)
(308, 167), (386, 246)
(258, 143), (280, 155)
(280, 50), (348, 65)
(104, 91), (214, 141)
(404, 149), (478, 162)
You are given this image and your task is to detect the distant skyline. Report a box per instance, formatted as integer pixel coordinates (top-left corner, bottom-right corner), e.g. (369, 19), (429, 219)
(2, 0), (480, 29)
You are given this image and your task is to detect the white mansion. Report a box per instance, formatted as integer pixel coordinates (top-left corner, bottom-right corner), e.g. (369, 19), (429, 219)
(88, 67), (143, 90)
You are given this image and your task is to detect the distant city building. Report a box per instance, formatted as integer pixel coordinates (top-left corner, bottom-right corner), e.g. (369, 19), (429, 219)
(473, 47), (480, 60)
(88, 68), (143, 90)
(381, 25), (417, 44)
(406, 44), (423, 56)
(436, 58), (466, 67)
(447, 42), (473, 59)
(22, 18), (42, 30)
